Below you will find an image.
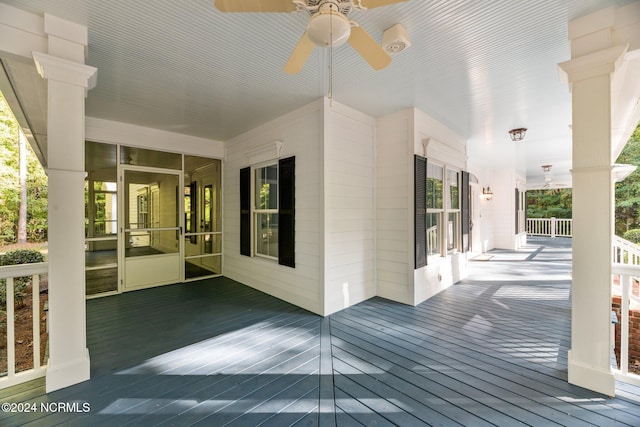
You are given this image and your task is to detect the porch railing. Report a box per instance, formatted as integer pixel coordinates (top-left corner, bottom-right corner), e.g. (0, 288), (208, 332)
(526, 217), (572, 237)
(611, 262), (640, 386)
(613, 235), (640, 265)
(0, 262), (48, 389)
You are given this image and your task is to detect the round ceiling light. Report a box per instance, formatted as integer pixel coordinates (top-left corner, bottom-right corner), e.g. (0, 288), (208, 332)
(306, 9), (351, 47)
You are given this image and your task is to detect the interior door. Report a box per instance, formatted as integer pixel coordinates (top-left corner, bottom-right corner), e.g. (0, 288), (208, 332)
(122, 167), (182, 290)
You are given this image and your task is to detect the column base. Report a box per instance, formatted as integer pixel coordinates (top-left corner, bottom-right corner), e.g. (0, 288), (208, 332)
(46, 348), (90, 392)
(567, 350), (615, 397)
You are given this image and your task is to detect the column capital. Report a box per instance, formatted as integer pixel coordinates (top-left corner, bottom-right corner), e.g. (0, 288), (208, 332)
(558, 44), (627, 85)
(32, 51), (97, 91)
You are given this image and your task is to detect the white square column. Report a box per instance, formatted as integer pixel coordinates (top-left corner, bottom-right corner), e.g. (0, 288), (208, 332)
(558, 3), (640, 396)
(32, 14), (97, 392)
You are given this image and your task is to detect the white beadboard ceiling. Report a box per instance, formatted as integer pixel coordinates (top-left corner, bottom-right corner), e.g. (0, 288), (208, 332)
(0, 0), (636, 184)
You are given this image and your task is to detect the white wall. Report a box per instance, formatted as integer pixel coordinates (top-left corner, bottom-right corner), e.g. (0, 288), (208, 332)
(376, 108), (468, 306)
(486, 168), (527, 250)
(223, 99), (324, 315)
(376, 109), (413, 304)
(465, 166), (494, 254)
(323, 99), (376, 315)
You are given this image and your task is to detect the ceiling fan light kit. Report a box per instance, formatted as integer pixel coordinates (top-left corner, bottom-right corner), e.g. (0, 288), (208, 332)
(306, 7), (351, 47)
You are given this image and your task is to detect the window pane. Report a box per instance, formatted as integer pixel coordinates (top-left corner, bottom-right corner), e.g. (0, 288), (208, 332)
(427, 163), (443, 209)
(256, 213), (278, 258)
(255, 165), (278, 210)
(448, 170), (459, 209)
(427, 213), (440, 256)
(448, 212), (459, 252)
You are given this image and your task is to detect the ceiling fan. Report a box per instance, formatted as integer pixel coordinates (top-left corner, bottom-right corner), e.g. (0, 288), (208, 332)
(214, 0), (408, 74)
(534, 165), (566, 189)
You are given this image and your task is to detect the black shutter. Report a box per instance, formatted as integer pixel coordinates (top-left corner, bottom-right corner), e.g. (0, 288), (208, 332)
(240, 167), (251, 256)
(461, 171), (470, 253)
(415, 155), (427, 268)
(515, 188), (520, 234)
(278, 156), (295, 268)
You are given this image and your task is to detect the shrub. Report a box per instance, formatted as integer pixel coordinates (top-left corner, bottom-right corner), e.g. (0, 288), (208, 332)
(0, 249), (45, 308)
(623, 229), (640, 244)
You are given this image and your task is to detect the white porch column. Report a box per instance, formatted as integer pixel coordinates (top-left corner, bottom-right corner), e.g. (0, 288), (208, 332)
(33, 15), (97, 392)
(559, 3), (640, 396)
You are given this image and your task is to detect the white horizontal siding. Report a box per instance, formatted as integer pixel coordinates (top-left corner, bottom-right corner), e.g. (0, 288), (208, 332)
(323, 100), (376, 315)
(223, 99), (324, 315)
(375, 109), (412, 305)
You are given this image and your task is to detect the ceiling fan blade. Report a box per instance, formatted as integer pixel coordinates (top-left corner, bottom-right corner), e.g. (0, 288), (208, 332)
(348, 25), (391, 70)
(359, 0), (408, 9)
(214, 0), (296, 13)
(284, 32), (315, 74)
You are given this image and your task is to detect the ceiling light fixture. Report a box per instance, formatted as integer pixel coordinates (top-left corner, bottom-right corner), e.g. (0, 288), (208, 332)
(508, 128), (527, 141)
(306, 4), (351, 47)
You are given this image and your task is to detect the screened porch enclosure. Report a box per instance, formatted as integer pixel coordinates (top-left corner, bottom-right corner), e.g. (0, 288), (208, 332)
(84, 142), (223, 296)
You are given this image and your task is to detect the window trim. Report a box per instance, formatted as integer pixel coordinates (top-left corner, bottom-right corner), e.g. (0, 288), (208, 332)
(252, 161), (279, 261)
(421, 158), (462, 260)
(426, 160), (445, 258)
(446, 168), (461, 254)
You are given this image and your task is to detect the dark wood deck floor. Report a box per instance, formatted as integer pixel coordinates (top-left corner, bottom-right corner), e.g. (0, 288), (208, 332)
(1, 237), (639, 426)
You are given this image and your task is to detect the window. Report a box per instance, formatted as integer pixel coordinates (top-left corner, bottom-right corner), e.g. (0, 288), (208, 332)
(137, 192), (149, 229)
(415, 156), (464, 266)
(447, 170), (460, 252)
(427, 162), (443, 256)
(240, 156), (295, 267)
(254, 163), (279, 259)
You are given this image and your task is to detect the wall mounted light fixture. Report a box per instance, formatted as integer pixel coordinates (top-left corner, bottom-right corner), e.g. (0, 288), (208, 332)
(482, 186), (493, 201)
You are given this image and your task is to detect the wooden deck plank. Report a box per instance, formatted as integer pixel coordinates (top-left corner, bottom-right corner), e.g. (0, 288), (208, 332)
(331, 320), (555, 427)
(366, 299), (640, 424)
(252, 387), (319, 427)
(331, 338), (500, 427)
(319, 317), (337, 427)
(333, 387), (397, 427)
(332, 356), (461, 426)
(334, 300), (634, 427)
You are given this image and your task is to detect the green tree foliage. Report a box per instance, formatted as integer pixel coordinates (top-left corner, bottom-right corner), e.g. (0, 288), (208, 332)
(0, 93), (48, 244)
(526, 188), (572, 219)
(615, 124), (640, 236)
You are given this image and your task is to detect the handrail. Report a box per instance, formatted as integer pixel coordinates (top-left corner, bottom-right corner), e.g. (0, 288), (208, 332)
(0, 262), (48, 279)
(0, 262), (48, 389)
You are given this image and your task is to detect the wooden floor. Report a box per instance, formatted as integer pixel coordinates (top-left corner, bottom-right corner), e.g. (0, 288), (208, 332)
(2, 237), (640, 426)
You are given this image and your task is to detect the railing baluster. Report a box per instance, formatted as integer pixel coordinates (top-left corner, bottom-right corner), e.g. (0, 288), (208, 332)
(33, 274), (40, 369)
(620, 274), (630, 375)
(6, 277), (15, 377)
